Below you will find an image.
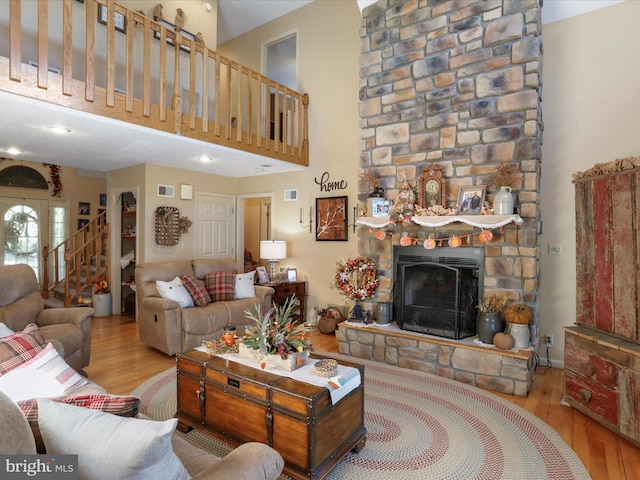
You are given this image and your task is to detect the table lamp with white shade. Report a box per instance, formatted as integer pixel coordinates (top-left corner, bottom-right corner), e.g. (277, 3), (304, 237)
(260, 240), (287, 282)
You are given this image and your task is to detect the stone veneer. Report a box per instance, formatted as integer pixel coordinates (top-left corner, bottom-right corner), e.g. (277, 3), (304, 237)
(337, 323), (534, 396)
(355, 0), (543, 392)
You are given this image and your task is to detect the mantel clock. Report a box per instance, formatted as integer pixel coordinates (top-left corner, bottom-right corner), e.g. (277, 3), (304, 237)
(418, 165), (446, 209)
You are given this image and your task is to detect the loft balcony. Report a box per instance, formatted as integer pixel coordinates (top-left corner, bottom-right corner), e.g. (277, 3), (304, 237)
(0, 0), (309, 171)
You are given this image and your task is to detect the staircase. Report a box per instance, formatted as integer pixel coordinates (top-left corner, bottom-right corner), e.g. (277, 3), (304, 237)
(42, 210), (109, 308)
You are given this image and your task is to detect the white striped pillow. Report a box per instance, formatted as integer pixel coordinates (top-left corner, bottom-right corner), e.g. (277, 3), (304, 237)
(0, 343), (87, 401)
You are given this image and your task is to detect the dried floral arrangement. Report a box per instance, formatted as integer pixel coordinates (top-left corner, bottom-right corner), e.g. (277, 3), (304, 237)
(477, 295), (507, 314)
(490, 160), (518, 188)
(243, 295), (312, 359)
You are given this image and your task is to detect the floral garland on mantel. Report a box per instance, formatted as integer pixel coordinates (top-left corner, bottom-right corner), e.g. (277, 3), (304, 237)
(334, 256), (378, 301)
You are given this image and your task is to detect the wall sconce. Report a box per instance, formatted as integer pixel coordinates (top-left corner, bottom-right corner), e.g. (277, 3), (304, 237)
(260, 240), (287, 282)
(299, 207), (313, 234)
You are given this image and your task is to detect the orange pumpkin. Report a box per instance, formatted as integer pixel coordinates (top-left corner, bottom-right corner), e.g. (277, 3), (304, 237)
(375, 229), (386, 240)
(493, 332), (515, 350)
(399, 234), (413, 247)
(423, 235), (436, 250)
(448, 235), (462, 248)
(478, 229), (493, 243)
(504, 304), (532, 324)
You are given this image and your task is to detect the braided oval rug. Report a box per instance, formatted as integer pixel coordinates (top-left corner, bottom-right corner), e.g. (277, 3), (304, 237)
(131, 352), (590, 480)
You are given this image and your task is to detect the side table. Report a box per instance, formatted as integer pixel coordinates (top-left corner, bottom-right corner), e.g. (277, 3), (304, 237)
(267, 281), (306, 323)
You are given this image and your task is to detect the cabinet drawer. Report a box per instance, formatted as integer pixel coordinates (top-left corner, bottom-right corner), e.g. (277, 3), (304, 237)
(276, 284), (298, 296)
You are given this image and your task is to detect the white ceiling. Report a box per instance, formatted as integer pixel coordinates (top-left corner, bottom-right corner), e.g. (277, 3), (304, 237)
(0, 0), (624, 179)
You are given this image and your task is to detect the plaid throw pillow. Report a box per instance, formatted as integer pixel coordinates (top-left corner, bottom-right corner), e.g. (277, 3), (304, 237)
(181, 275), (211, 307)
(205, 271), (235, 302)
(19, 394), (141, 453)
(0, 323), (46, 375)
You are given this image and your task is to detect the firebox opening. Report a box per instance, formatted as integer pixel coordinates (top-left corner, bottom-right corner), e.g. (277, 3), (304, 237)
(393, 246), (484, 340)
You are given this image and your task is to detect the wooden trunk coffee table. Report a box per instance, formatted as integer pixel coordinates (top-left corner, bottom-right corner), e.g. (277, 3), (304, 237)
(175, 350), (366, 480)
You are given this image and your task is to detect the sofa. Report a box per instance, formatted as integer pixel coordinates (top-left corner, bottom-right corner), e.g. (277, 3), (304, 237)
(135, 258), (274, 355)
(0, 319), (283, 479)
(0, 264), (92, 372)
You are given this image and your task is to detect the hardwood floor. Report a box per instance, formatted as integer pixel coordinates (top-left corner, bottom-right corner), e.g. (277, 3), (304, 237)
(86, 314), (640, 480)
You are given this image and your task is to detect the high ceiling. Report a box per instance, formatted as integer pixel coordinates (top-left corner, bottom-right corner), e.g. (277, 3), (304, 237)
(0, 0), (624, 178)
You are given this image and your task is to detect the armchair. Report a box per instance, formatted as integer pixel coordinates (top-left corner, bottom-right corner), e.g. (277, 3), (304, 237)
(0, 264), (92, 372)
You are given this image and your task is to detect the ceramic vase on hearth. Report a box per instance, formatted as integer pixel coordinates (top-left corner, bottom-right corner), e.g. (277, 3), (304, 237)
(477, 312), (503, 344)
(493, 186), (515, 215)
(508, 323), (530, 349)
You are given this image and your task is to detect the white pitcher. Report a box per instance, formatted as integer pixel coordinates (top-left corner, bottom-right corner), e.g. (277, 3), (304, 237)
(493, 186), (515, 215)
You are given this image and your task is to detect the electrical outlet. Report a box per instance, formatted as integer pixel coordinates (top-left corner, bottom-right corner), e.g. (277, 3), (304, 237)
(545, 333), (554, 347)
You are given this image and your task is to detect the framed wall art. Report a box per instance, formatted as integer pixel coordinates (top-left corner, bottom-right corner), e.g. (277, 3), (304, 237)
(97, 4), (126, 33)
(78, 202), (90, 216)
(99, 193), (107, 206)
(368, 197), (391, 217)
(316, 196), (348, 241)
(456, 186), (486, 215)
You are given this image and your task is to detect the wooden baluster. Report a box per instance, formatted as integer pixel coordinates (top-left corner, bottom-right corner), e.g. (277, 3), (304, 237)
(37, 0), (48, 89)
(62, 0), (72, 96)
(85, 0), (95, 101)
(125, 9), (134, 112)
(225, 59), (232, 139)
(202, 47), (209, 133)
(189, 39), (196, 129)
(9, 0), (21, 82)
(236, 66), (242, 142)
(173, 32), (182, 134)
(142, 17), (151, 117)
(247, 72), (253, 145)
(106, 0), (115, 106)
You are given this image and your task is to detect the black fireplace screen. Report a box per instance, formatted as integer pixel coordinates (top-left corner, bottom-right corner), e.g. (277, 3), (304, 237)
(393, 247), (483, 340)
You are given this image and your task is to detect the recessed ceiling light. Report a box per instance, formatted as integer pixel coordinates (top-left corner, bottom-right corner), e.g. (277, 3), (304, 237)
(255, 168), (264, 172)
(5, 147), (23, 155)
(47, 126), (72, 135)
(203, 2), (213, 13)
(198, 156), (212, 163)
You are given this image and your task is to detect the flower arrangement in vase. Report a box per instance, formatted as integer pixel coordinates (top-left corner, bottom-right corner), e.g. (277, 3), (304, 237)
(491, 160), (518, 215)
(476, 295), (507, 345)
(240, 295), (312, 371)
(92, 275), (110, 294)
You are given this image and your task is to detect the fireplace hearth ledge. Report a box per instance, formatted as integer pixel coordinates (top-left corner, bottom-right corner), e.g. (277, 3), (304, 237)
(356, 214), (523, 229)
(336, 321), (535, 397)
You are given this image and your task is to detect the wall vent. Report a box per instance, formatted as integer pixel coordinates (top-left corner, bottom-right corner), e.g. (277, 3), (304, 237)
(284, 189), (298, 201)
(157, 184), (174, 198)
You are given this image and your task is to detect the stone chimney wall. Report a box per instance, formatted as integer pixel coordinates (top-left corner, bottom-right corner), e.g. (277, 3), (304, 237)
(358, 0), (543, 334)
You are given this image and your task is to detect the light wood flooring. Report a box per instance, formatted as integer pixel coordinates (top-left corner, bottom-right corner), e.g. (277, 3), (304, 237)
(85, 314), (640, 480)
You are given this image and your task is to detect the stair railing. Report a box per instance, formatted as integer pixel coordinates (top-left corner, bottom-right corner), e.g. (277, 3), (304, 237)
(42, 209), (109, 307)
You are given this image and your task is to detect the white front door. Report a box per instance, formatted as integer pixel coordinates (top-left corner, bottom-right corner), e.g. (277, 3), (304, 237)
(196, 193), (235, 259)
(0, 197), (49, 281)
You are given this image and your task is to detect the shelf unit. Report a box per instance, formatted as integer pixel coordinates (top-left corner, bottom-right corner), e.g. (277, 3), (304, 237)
(121, 192), (136, 317)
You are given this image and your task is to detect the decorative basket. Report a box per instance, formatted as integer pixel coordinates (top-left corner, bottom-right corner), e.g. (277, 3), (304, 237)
(317, 306), (344, 334)
(154, 206), (180, 246)
(314, 359), (338, 378)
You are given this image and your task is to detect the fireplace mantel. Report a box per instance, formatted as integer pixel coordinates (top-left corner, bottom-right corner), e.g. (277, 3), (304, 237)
(356, 214), (523, 229)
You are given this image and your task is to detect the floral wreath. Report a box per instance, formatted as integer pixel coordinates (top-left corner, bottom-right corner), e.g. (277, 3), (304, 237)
(334, 256), (378, 301)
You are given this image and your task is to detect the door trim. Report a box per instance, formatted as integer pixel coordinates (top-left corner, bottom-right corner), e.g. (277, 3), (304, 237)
(236, 192), (275, 272)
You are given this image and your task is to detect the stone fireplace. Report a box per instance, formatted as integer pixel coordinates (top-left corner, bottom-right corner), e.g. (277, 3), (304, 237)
(341, 0), (543, 396)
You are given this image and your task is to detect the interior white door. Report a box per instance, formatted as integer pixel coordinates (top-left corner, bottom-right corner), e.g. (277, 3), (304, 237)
(196, 193), (235, 259)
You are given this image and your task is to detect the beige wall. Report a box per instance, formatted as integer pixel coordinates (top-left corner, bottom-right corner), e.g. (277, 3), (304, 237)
(540, 0), (640, 366)
(221, 0), (362, 315)
(119, 0), (218, 49)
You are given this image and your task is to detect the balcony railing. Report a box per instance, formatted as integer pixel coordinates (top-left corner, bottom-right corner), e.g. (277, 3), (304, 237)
(0, 0), (309, 166)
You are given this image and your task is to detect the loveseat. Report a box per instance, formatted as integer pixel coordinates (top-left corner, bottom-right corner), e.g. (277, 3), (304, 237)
(136, 258), (274, 355)
(0, 264), (92, 372)
(0, 329), (284, 480)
